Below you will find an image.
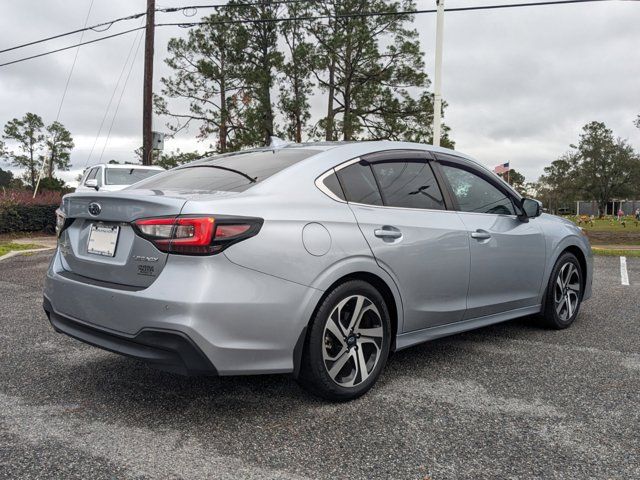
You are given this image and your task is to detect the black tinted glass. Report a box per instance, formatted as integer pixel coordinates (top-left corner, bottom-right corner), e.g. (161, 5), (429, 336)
(322, 172), (345, 200)
(336, 162), (383, 205)
(133, 149), (320, 192)
(441, 164), (515, 215)
(371, 161), (444, 210)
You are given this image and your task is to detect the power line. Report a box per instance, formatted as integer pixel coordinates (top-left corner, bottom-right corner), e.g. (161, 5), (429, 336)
(85, 24), (145, 168)
(98, 30), (146, 164)
(0, 11), (147, 55)
(0, 0), (634, 68)
(0, 0), (309, 55)
(54, 0), (95, 122)
(0, 27), (145, 68)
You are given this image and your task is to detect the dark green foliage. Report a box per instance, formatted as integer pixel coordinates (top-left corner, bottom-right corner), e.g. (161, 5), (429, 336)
(0, 204), (58, 234)
(0, 167), (14, 188)
(156, 150), (206, 170)
(537, 121), (640, 215)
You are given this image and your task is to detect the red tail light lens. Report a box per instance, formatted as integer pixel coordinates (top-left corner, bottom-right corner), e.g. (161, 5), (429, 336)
(133, 216), (262, 255)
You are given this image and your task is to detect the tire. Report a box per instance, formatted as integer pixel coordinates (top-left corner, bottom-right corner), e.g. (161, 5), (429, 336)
(540, 252), (583, 329)
(298, 280), (391, 401)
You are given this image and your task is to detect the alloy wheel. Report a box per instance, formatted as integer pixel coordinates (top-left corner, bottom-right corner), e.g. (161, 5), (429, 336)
(554, 262), (581, 322)
(322, 294), (384, 388)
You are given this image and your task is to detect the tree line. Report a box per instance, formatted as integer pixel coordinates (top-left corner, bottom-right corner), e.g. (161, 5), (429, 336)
(155, 0), (453, 153)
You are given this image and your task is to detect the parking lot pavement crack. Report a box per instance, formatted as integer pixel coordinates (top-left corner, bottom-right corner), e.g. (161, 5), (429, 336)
(0, 393), (310, 480)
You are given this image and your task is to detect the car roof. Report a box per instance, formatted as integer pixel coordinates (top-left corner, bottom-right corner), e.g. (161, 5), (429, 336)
(90, 164), (164, 170)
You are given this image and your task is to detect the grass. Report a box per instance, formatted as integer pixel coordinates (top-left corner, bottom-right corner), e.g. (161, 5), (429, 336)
(568, 217), (640, 232)
(591, 248), (640, 257)
(0, 242), (44, 257)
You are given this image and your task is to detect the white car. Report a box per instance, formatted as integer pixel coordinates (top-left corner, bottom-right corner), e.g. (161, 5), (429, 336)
(76, 164), (164, 192)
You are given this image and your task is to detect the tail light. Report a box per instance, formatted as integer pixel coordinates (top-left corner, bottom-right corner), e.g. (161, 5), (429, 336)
(132, 215), (262, 255)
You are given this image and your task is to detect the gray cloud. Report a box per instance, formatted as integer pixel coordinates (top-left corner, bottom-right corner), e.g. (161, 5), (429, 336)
(1, 0), (639, 186)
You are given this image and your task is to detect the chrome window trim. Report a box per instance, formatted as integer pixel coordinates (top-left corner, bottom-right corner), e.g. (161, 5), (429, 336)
(315, 169), (347, 203)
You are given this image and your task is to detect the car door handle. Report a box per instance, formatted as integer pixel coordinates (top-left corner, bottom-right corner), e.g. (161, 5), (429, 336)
(470, 230), (491, 240)
(374, 227), (402, 239)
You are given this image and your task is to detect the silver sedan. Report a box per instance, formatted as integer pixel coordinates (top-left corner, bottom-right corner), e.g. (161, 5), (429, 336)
(44, 142), (592, 400)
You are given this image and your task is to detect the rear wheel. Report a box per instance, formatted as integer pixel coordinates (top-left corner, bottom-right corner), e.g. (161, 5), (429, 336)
(541, 252), (583, 329)
(299, 280), (391, 401)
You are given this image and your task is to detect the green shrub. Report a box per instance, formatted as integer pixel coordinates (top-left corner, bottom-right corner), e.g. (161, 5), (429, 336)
(0, 204), (58, 234)
(0, 189), (61, 234)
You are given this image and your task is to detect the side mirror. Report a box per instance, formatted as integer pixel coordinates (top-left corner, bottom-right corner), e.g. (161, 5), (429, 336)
(85, 178), (99, 190)
(521, 198), (542, 218)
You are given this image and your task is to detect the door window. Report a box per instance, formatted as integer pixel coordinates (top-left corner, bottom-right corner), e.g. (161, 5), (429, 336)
(440, 164), (516, 215)
(371, 161), (444, 210)
(336, 161), (383, 206)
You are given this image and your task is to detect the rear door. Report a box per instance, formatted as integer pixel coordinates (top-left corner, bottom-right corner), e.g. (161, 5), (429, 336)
(335, 150), (470, 333)
(434, 154), (546, 318)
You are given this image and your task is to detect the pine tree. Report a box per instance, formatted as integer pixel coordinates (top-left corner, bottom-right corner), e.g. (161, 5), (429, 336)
(2, 113), (45, 190)
(44, 121), (74, 179)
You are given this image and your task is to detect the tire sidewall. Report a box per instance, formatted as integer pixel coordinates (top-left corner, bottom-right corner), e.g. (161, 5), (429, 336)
(305, 280), (391, 401)
(546, 253), (583, 328)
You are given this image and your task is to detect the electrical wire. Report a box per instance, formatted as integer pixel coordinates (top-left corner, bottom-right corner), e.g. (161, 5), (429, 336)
(0, 0), (634, 68)
(97, 30), (145, 163)
(0, 27), (145, 68)
(54, 0), (95, 122)
(84, 24), (145, 168)
(0, 11), (147, 55)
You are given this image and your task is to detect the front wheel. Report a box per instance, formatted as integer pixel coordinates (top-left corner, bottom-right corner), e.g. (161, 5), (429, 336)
(541, 252), (583, 329)
(299, 280), (391, 401)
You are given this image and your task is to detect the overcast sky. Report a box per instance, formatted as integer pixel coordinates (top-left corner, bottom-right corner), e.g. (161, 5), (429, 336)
(1, 0), (639, 186)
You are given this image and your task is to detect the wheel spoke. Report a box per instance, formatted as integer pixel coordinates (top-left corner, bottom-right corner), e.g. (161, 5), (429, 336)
(356, 325), (383, 338)
(566, 293), (573, 318)
(356, 346), (370, 383)
(327, 349), (352, 380)
(325, 316), (346, 346)
(556, 295), (567, 316)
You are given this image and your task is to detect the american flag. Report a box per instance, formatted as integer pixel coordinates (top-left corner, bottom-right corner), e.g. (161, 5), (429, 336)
(494, 162), (510, 175)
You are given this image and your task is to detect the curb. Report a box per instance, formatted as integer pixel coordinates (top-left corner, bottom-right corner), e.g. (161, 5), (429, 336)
(0, 247), (54, 263)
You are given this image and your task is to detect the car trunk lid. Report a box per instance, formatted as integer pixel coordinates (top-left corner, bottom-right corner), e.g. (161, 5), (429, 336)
(58, 190), (191, 288)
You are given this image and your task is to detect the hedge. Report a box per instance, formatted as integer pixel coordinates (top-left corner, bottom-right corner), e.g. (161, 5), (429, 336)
(0, 189), (62, 234)
(0, 204), (58, 234)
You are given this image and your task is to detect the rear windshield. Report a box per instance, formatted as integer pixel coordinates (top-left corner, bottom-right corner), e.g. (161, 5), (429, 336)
(105, 168), (161, 185)
(131, 149), (320, 192)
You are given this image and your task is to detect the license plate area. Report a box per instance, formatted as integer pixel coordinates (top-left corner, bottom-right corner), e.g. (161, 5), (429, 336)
(87, 224), (120, 257)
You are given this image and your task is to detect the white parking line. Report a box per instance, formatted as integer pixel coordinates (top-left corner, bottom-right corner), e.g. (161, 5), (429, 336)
(620, 256), (629, 286)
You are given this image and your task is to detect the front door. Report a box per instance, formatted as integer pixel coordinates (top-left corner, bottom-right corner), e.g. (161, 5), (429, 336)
(436, 157), (546, 319)
(335, 151), (471, 333)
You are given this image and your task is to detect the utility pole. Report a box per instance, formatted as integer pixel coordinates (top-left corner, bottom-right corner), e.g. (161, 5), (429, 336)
(142, 0), (155, 165)
(432, 0), (445, 147)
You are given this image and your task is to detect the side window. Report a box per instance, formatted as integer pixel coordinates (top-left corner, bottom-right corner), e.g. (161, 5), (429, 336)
(370, 160), (444, 210)
(86, 167), (98, 183)
(336, 161), (383, 206)
(440, 164), (516, 215)
(321, 172), (346, 201)
(96, 167), (103, 187)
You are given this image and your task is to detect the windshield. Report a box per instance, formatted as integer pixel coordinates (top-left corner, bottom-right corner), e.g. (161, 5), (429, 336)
(132, 149), (320, 192)
(105, 168), (162, 185)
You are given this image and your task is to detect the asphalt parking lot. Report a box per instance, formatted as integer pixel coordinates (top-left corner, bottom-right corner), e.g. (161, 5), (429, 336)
(1, 252), (638, 479)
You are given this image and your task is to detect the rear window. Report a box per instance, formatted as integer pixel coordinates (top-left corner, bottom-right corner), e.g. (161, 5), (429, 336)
(105, 168), (161, 185)
(132, 149), (320, 192)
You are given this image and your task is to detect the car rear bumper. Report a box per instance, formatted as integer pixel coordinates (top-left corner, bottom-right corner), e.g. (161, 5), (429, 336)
(43, 297), (216, 376)
(44, 249), (322, 376)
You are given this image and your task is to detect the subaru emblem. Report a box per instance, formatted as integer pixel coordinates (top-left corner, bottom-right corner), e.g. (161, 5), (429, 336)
(88, 202), (102, 216)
